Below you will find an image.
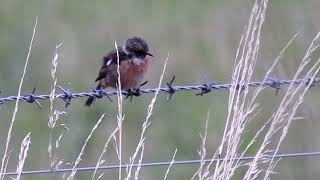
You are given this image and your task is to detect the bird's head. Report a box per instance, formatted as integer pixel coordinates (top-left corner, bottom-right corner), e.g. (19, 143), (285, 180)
(124, 37), (153, 59)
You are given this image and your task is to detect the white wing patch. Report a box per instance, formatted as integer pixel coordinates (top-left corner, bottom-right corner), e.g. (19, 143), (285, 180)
(106, 59), (112, 66)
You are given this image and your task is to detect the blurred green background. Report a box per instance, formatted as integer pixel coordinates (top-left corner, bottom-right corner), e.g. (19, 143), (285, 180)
(1, 0), (320, 179)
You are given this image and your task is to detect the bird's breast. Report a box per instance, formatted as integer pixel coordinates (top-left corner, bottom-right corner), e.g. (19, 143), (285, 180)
(119, 58), (150, 88)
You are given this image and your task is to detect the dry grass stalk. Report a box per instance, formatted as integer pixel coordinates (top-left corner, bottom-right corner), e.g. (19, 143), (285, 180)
(191, 0), (297, 178)
(0, 18), (37, 180)
(244, 32), (320, 180)
(92, 127), (120, 180)
(163, 148), (177, 180)
(125, 55), (169, 180)
(133, 144), (145, 180)
(114, 41), (124, 180)
(67, 113), (105, 180)
(210, 0), (269, 179)
(191, 111), (210, 180)
(16, 132), (31, 180)
(186, 0), (320, 178)
(48, 43), (67, 170)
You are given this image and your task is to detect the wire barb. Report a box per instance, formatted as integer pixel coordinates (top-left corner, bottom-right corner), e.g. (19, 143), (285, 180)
(25, 87), (42, 109)
(305, 76), (316, 87)
(267, 77), (281, 96)
(166, 76), (176, 101)
(57, 84), (72, 108)
(235, 84), (246, 92)
(0, 90), (3, 105)
(0, 90), (3, 112)
(196, 83), (216, 96)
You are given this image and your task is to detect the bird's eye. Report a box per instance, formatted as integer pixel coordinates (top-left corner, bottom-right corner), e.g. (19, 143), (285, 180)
(135, 51), (146, 58)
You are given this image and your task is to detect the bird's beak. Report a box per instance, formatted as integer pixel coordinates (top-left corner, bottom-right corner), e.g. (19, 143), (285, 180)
(147, 52), (154, 57)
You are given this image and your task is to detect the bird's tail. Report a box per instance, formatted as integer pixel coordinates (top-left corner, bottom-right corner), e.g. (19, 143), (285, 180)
(84, 84), (101, 106)
(85, 96), (95, 106)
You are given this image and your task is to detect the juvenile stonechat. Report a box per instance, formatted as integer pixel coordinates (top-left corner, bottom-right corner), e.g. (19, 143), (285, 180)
(85, 37), (153, 106)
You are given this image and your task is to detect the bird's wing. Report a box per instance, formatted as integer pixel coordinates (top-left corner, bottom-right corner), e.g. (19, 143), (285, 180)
(95, 47), (130, 82)
(95, 66), (108, 82)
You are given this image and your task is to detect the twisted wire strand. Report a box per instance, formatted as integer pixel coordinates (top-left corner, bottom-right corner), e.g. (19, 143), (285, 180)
(0, 77), (319, 106)
(2, 151), (320, 176)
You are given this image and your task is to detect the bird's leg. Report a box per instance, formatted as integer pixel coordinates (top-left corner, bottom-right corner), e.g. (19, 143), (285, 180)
(125, 81), (148, 102)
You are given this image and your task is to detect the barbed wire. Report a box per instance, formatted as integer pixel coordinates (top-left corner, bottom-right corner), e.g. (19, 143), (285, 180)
(2, 151), (320, 176)
(0, 76), (319, 107)
(0, 77), (319, 176)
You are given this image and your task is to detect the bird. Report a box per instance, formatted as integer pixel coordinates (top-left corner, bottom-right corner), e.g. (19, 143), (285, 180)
(85, 37), (153, 106)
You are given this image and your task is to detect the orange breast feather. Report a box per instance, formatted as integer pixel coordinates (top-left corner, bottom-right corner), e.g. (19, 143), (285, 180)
(119, 59), (150, 88)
